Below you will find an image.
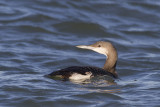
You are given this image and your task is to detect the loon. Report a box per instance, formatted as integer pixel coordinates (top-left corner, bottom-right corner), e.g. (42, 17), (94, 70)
(48, 41), (118, 81)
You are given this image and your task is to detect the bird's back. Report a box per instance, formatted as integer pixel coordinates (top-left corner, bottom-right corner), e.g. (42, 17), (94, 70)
(48, 66), (116, 80)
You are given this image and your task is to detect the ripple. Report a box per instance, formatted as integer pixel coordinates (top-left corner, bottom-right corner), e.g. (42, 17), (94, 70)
(0, 6), (32, 22)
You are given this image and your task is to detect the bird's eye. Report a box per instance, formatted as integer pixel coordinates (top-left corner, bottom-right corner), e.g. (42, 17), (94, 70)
(98, 45), (101, 47)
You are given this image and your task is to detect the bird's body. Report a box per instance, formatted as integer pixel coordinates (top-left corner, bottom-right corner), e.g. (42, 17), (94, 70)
(48, 41), (118, 81)
(48, 66), (118, 80)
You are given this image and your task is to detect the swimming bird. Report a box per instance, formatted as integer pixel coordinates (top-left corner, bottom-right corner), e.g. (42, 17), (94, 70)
(48, 41), (118, 81)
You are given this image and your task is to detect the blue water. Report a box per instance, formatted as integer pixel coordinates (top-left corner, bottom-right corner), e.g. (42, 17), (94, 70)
(0, 0), (160, 107)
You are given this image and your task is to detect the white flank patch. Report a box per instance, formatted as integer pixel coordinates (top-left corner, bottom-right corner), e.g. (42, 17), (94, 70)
(69, 72), (92, 80)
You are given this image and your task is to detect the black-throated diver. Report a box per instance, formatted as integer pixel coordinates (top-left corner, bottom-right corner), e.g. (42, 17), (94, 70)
(48, 41), (118, 80)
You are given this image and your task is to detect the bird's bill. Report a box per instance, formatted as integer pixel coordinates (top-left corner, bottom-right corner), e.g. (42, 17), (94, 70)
(76, 45), (94, 50)
(76, 45), (108, 56)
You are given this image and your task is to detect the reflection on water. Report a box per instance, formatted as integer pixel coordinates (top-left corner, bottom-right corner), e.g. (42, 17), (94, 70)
(82, 88), (121, 93)
(48, 75), (120, 93)
(70, 76), (117, 85)
(77, 79), (120, 93)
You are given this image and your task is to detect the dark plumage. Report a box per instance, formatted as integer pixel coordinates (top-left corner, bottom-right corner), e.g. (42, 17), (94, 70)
(48, 66), (117, 79)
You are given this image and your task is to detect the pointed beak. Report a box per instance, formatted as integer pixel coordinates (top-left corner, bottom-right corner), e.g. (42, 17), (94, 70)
(76, 45), (108, 56)
(76, 45), (95, 50)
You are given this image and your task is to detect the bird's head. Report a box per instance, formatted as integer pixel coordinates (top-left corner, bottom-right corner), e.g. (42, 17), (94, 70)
(76, 41), (116, 57)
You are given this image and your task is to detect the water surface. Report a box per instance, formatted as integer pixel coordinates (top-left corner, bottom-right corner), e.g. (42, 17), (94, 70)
(0, 0), (160, 107)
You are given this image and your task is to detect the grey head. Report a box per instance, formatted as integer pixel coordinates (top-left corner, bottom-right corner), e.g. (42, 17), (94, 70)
(76, 41), (117, 58)
(76, 41), (118, 77)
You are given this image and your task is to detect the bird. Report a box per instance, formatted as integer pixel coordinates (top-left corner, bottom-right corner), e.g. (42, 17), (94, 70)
(48, 41), (118, 81)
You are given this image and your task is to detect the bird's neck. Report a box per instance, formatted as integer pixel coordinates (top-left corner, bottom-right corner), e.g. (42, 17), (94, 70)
(103, 53), (118, 78)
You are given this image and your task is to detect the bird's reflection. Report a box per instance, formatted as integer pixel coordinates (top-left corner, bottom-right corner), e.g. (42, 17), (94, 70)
(47, 75), (121, 93)
(70, 76), (121, 93)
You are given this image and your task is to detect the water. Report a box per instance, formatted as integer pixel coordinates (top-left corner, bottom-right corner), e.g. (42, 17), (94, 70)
(0, 0), (160, 107)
